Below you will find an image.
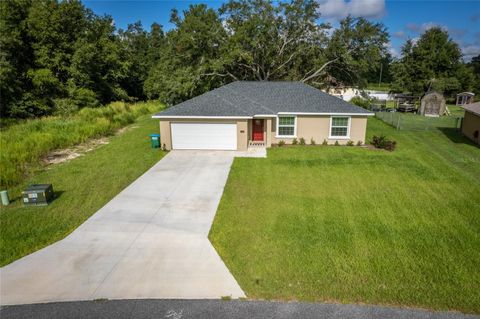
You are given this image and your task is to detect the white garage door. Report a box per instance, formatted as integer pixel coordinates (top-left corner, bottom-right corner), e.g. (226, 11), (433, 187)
(171, 123), (237, 150)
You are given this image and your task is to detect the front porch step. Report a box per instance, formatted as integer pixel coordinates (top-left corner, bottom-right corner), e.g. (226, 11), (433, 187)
(248, 141), (266, 147)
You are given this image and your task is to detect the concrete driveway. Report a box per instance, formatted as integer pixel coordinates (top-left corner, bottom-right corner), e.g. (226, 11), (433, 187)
(0, 151), (245, 305)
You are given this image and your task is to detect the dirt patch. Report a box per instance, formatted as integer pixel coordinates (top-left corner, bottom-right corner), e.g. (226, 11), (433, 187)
(42, 125), (140, 166)
(116, 125), (139, 135)
(42, 137), (110, 165)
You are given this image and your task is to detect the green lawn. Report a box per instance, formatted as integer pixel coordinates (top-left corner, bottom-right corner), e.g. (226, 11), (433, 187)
(209, 117), (480, 313)
(0, 115), (166, 266)
(375, 111), (463, 131)
(366, 83), (391, 91)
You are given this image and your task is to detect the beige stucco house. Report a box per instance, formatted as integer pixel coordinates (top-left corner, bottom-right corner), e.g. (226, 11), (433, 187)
(461, 102), (480, 145)
(153, 81), (373, 151)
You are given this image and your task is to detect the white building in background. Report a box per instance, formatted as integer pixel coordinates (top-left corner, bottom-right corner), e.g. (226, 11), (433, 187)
(322, 87), (394, 101)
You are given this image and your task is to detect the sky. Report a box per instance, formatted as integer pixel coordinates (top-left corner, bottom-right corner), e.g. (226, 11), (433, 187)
(83, 0), (480, 61)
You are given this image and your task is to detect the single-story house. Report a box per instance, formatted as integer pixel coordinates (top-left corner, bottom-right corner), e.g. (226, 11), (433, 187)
(461, 102), (480, 145)
(153, 81), (374, 151)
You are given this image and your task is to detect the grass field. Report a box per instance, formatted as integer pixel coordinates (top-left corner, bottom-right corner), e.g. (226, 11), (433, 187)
(209, 117), (480, 313)
(0, 101), (162, 186)
(0, 115), (166, 266)
(366, 83), (391, 91)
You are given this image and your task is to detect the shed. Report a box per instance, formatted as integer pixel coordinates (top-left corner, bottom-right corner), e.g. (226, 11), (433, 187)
(460, 102), (480, 145)
(456, 92), (475, 106)
(420, 92), (446, 117)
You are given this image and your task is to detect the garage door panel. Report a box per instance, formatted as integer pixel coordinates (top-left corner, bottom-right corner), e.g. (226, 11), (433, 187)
(171, 123), (237, 150)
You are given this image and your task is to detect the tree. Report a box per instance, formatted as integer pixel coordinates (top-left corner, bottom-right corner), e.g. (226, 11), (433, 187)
(118, 21), (150, 99)
(391, 27), (474, 96)
(0, 0), (136, 117)
(145, 4), (226, 104)
(306, 15), (389, 86)
(468, 54), (480, 95)
(0, 0), (35, 117)
(219, 0), (328, 81)
(216, 1), (388, 88)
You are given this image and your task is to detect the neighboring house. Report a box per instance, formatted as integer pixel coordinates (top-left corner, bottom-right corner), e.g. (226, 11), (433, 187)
(322, 87), (362, 101)
(153, 81), (373, 151)
(461, 102), (480, 145)
(322, 86), (393, 101)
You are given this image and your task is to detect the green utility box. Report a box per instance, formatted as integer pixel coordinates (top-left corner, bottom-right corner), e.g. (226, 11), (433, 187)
(22, 184), (54, 206)
(149, 134), (161, 148)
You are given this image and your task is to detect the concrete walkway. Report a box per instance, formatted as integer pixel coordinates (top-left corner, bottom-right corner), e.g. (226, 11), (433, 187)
(0, 151), (245, 305)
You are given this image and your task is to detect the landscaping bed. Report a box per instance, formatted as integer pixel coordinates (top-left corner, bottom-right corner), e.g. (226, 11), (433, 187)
(209, 117), (480, 313)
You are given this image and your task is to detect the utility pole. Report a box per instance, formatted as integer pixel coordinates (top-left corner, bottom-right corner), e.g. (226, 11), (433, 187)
(378, 63), (383, 88)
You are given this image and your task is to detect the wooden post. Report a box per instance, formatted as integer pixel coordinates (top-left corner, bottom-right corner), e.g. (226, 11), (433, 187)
(396, 115), (401, 130)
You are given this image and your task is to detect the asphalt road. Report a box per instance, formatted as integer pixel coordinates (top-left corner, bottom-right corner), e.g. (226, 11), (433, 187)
(1, 300), (478, 319)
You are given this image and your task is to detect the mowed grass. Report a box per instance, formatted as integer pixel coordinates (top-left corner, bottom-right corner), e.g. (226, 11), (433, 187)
(376, 111), (463, 131)
(0, 115), (166, 266)
(209, 117), (480, 313)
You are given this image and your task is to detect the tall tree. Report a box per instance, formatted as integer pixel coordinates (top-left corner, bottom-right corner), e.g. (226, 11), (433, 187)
(144, 4), (226, 104)
(391, 27), (474, 96)
(219, 0), (328, 81)
(118, 21), (150, 99)
(0, 0), (35, 117)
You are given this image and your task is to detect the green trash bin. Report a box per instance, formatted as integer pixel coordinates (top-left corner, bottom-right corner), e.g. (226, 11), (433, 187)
(149, 134), (160, 149)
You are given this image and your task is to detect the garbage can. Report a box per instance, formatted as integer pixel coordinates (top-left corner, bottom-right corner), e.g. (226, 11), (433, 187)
(1, 190), (9, 206)
(149, 134), (160, 149)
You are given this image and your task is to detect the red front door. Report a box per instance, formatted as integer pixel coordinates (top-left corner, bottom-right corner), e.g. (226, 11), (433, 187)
(252, 119), (264, 141)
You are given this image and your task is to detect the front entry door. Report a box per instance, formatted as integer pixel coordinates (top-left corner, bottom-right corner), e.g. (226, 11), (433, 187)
(252, 119), (264, 141)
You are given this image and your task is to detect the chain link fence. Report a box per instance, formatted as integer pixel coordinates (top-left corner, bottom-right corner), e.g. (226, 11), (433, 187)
(375, 112), (462, 131)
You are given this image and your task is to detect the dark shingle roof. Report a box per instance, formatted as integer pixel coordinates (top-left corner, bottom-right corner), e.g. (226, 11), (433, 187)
(154, 81), (372, 117)
(461, 102), (480, 116)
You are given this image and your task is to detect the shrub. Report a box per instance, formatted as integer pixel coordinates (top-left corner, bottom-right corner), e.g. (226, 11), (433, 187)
(349, 96), (371, 109)
(310, 138), (316, 145)
(54, 98), (78, 117)
(357, 140), (363, 146)
(334, 141), (340, 146)
(299, 137), (306, 145)
(278, 140), (285, 147)
(70, 87), (100, 109)
(346, 140), (354, 146)
(371, 135), (397, 151)
(322, 139), (328, 146)
(292, 138), (298, 145)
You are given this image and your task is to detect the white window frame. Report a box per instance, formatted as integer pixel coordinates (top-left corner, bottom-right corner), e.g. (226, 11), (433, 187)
(329, 116), (351, 139)
(276, 115), (297, 138)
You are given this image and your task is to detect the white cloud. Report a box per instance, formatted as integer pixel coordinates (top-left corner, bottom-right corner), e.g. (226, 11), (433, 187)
(462, 45), (480, 61)
(405, 22), (467, 40)
(318, 0), (386, 19)
(406, 22), (438, 33)
(392, 30), (406, 39)
(386, 42), (400, 58)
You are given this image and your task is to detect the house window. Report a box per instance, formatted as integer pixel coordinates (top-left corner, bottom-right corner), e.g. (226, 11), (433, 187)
(277, 116), (296, 137)
(330, 116), (350, 138)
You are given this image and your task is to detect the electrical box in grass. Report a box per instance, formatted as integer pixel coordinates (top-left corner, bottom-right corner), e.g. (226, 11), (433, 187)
(22, 184), (54, 206)
(149, 134), (160, 149)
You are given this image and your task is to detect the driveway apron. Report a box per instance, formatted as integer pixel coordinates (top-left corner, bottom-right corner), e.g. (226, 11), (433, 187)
(0, 151), (245, 305)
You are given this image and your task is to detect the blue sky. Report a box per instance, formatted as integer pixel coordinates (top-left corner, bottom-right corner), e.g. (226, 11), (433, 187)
(84, 0), (480, 60)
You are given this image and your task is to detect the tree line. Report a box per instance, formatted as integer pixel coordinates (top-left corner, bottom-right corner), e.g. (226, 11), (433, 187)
(1, 0), (478, 119)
